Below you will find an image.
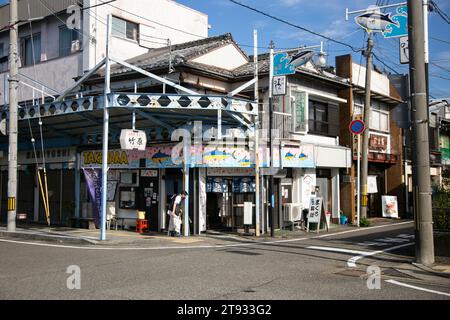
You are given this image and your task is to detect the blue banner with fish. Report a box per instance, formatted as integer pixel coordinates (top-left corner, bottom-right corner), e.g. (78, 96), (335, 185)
(282, 145), (315, 168)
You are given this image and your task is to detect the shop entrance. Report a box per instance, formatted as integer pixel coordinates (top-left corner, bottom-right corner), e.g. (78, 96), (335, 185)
(137, 171), (159, 232)
(316, 169), (332, 213)
(206, 192), (232, 231)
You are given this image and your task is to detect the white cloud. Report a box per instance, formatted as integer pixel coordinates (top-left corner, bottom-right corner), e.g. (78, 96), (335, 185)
(279, 0), (303, 7)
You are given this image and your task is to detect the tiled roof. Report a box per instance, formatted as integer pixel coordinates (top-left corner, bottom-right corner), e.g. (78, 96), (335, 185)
(107, 33), (246, 78)
(100, 33), (348, 86)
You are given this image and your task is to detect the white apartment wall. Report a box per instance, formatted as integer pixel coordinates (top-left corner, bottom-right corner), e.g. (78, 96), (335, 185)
(352, 63), (390, 97)
(191, 44), (247, 71)
(82, 0), (208, 71)
(0, 0), (208, 105)
(0, 15), (83, 104)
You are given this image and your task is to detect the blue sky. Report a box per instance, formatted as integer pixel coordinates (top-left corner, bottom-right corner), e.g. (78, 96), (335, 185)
(176, 0), (450, 98)
(1, 0), (449, 98)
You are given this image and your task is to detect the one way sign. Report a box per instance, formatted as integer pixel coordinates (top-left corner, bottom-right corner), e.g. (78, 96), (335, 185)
(399, 36), (409, 64)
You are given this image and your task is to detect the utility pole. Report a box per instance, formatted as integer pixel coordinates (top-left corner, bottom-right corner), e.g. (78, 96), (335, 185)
(254, 29), (260, 237)
(408, 0), (434, 265)
(269, 40), (275, 237)
(7, 0), (18, 232)
(360, 32), (373, 220)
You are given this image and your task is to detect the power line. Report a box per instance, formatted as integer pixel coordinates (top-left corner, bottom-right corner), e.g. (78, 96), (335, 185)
(430, 0), (450, 25)
(430, 62), (450, 74)
(430, 36), (450, 45)
(373, 52), (401, 74)
(228, 0), (363, 52)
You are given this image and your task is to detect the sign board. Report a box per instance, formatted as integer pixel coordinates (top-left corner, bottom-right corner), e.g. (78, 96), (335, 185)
(355, 6), (407, 38)
(368, 175), (378, 194)
(0, 119), (7, 136)
(244, 202), (253, 225)
(399, 36), (409, 64)
(120, 129), (147, 151)
(349, 119), (365, 135)
(274, 50), (315, 76)
(382, 5), (408, 38)
(273, 76), (287, 96)
(382, 196), (399, 218)
(307, 197), (325, 233)
(293, 91), (308, 133)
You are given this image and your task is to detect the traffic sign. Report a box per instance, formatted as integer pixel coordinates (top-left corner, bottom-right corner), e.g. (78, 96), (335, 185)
(349, 119), (366, 135)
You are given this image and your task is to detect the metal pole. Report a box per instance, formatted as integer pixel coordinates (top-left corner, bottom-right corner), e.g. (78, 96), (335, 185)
(408, 0), (434, 265)
(357, 134), (361, 227)
(269, 41), (275, 237)
(7, 0), (18, 232)
(100, 14), (112, 241)
(183, 139), (190, 237)
(360, 32), (373, 220)
(254, 29), (260, 237)
(133, 82), (137, 130)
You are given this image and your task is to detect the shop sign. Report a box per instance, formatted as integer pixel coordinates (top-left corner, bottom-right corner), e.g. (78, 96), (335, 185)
(281, 145), (315, 168)
(207, 168), (254, 176)
(369, 133), (388, 153)
(120, 129), (147, 151)
(293, 92), (308, 133)
(382, 196), (399, 218)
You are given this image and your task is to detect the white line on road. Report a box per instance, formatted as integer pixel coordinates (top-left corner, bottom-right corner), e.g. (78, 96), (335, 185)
(306, 246), (369, 256)
(385, 279), (450, 297)
(0, 221), (414, 251)
(347, 242), (415, 268)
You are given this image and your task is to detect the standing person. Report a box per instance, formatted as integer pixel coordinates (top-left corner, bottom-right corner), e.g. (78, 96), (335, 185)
(167, 191), (188, 237)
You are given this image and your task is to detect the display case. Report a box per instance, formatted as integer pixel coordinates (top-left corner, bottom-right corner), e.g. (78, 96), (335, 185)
(119, 187), (136, 209)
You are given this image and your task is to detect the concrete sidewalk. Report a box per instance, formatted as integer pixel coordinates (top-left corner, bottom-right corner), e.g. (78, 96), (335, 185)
(0, 217), (408, 248)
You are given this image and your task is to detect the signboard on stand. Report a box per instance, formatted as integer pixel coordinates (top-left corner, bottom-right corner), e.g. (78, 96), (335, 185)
(307, 197), (329, 233)
(382, 196), (399, 218)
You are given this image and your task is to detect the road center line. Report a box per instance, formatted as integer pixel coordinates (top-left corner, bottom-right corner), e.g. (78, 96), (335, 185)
(385, 279), (450, 297)
(0, 221), (414, 251)
(347, 242), (415, 268)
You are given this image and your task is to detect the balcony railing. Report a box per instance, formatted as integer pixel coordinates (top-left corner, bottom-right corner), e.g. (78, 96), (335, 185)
(273, 112), (293, 139)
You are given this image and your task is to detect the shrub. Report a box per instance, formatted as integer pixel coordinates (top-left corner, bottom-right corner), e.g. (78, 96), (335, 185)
(360, 217), (371, 228)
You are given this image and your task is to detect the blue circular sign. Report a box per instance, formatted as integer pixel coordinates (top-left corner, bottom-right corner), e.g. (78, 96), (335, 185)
(349, 120), (365, 135)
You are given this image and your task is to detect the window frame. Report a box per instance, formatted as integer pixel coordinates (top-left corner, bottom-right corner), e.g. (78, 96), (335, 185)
(111, 16), (139, 42)
(21, 33), (41, 67)
(308, 99), (330, 136)
(59, 25), (80, 57)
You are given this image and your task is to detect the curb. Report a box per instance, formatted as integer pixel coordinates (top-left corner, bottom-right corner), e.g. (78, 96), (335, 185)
(0, 231), (98, 245)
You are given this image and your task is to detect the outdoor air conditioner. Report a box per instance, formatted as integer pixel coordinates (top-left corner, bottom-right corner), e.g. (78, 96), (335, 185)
(71, 40), (81, 53)
(283, 203), (302, 222)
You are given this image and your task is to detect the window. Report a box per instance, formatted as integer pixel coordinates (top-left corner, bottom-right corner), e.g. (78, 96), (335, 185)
(0, 43), (7, 72)
(59, 26), (80, 57)
(354, 98), (390, 133)
(112, 16), (139, 41)
(309, 100), (329, 135)
(21, 34), (41, 66)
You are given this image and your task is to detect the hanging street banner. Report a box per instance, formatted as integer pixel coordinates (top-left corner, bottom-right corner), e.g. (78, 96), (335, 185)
(82, 168), (101, 227)
(274, 50), (315, 76)
(399, 36), (409, 64)
(354, 5), (407, 38)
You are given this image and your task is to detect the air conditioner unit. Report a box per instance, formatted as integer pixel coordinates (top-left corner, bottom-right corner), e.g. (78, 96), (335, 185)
(71, 40), (81, 53)
(283, 203), (303, 222)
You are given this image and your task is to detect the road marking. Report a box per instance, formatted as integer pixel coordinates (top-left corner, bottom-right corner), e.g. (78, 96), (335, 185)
(385, 279), (450, 297)
(0, 221), (414, 251)
(347, 242), (414, 268)
(307, 246), (369, 256)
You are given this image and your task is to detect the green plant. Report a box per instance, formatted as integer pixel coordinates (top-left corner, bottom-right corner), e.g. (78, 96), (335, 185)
(360, 217), (371, 228)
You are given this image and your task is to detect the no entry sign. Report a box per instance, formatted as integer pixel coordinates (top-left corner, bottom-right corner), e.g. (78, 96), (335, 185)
(349, 119), (366, 135)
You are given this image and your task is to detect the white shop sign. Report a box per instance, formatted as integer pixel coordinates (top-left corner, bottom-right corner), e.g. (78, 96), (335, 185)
(120, 129), (147, 151)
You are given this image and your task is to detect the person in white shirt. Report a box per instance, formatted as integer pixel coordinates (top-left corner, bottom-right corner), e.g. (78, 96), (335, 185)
(167, 191), (188, 237)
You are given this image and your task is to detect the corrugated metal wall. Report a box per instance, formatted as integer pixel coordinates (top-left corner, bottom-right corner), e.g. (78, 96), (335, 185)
(0, 0), (80, 29)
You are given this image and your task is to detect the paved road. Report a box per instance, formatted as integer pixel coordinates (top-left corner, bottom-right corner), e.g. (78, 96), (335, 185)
(0, 222), (449, 300)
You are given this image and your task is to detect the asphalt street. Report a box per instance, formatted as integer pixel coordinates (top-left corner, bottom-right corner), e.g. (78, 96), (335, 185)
(0, 222), (449, 300)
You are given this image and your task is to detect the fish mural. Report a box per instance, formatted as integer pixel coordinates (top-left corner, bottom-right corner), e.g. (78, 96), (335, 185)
(288, 50), (315, 69)
(203, 149), (232, 162)
(285, 152), (296, 161)
(355, 12), (397, 33)
(298, 151), (308, 161)
(151, 150), (171, 164)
